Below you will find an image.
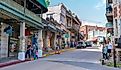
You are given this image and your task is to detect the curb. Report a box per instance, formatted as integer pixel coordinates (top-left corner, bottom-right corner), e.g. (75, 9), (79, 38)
(0, 48), (75, 68)
(0, 59), (30, 68)
(42, 48), (76, 57)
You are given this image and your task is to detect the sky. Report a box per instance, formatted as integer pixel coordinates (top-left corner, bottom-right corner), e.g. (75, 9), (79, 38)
(50, 0), (106, 26)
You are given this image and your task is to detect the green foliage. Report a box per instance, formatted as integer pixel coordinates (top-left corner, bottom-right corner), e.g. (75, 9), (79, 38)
(106, 62), (121, 68)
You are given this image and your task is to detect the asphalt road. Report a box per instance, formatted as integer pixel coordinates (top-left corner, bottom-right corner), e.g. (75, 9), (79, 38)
(0, 48), (120, 70)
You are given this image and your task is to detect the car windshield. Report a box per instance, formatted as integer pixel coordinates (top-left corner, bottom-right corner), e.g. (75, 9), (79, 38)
(78, 42), (83, 44)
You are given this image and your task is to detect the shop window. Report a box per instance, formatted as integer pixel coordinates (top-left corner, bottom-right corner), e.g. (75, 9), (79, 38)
(72, 36), (75, 38)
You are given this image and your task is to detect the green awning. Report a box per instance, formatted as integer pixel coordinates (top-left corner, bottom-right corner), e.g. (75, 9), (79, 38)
(30, 0), (49, 13)
(36, 0), (50, 8)
(106, 22), (113, 28)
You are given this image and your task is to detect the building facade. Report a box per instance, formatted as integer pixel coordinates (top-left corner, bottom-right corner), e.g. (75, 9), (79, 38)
(106, 0), (121, 63)
(80, 25), (106, 45)
(80, 25), (106, 40)
(43, 3), (81, 48)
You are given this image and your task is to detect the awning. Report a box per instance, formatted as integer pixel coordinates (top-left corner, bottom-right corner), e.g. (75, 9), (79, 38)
(42, 19), (57, 32)
(56, 28), (63, 33)
(62, 29), (67, 34)
(106, 22), (113, 28)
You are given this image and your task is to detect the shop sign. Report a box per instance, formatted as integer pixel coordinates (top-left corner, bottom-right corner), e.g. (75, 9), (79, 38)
(65, 33), (69, 38)
(4, 26), (13, 36)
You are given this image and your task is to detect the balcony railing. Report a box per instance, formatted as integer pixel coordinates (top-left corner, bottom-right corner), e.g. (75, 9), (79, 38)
(0, 0), (41, 23)
(72, 23), (80, 32)
(106, 4), (113, 16)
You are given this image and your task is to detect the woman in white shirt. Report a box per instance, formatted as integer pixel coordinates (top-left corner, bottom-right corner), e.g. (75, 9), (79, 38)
(107, 39), (113, 58)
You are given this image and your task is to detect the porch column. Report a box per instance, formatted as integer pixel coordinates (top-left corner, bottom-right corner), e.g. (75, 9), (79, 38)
(18, 22), (26, 61)
(54, 33), (57, 50)
(45, 31), (48, 49)
(37, 30), (43, 57)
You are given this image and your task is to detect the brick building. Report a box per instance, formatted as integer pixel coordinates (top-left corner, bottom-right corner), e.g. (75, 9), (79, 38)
(80, 25), (107, 41)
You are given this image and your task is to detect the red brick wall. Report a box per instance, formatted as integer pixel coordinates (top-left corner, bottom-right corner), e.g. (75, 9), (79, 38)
(80, 25), (106, 40)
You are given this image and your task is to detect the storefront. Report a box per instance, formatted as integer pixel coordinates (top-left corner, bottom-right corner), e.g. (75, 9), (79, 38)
(0, 21), (19, 58)
(42, 19), (57, 52)
(0, 0), (47, 60)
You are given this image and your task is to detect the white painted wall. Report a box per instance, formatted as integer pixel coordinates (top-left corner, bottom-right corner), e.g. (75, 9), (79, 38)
(88, 30), (106, 40)
(43, 4), (67, 26)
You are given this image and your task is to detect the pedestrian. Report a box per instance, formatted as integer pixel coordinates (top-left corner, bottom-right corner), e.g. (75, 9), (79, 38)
(102, 41), (108, 60)
(55, 43), (60, 54)
(32, 44), (38, 60)
(107, 39), (113, 58)
(25, 45), (31, 59)
(67, 41), (70, 48)
(70, 41), (73, 48)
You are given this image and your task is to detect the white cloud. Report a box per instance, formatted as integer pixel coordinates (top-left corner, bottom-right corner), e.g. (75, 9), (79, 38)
(95, 0), (106, 10)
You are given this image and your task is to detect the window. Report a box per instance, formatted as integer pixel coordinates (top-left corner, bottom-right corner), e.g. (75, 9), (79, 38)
(108, 0), (112, 3)
(47, 14), (53, 18)
(67, 18), (71, 26)
(61, 7), (66, 15)
(114, 0), (118, 5)
(60, 15), (65, 24)
(114, 7), (118, 18)
(119, 5), (121, 17)
(115, 19), (118, 36)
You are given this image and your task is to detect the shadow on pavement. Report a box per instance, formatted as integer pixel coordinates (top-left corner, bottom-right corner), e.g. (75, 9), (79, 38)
(49, 60), (120, 70)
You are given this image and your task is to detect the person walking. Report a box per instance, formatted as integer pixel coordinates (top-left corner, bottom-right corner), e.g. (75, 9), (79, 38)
(25, 45), (31, 59)
(102, 42), (108, 60)
(107, 39), (113, 58)
(55, 43), (60, 54)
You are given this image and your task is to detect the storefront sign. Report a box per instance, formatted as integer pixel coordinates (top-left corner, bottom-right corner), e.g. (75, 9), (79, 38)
(64, 33), (69, 38)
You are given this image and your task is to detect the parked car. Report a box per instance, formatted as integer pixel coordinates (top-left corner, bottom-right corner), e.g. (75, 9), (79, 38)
(85, 41), (92, 47)
(76, 41), (86, 49)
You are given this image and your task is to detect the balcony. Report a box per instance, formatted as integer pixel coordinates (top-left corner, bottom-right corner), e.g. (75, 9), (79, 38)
(0, 0), (43, 28)
(106, 4), (113, 16)
(72, 23), (80, 32)
(66, 23), (72, 29)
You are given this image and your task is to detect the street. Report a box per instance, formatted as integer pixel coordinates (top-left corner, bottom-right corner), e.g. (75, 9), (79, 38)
(0, 48), (120, 70)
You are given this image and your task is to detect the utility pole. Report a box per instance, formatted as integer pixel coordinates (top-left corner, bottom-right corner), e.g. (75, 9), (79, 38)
(113, 40), (117, 67)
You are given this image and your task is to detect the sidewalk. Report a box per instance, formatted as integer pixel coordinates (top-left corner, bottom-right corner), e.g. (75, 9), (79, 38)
(0, 48), (75, 68)
(0, 57), (30, 68)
